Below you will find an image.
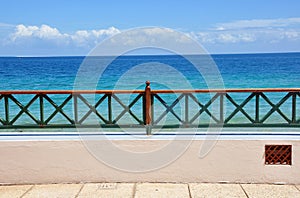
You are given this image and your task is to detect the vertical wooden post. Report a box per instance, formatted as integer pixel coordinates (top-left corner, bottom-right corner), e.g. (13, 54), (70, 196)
(73, 94), (78, 124)
(185, 94), (189, 126)
(292, 92), (296, 123)
(219, 93), (224, 124)
(108, 94), (112, 124)
(39, 94), (44, 125)
(145, 81), (152, 135)
(255, 93), (260, 123)
(4, 95), (9, 125)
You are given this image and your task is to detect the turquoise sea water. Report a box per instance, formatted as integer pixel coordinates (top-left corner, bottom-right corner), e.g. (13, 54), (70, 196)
(1, 53), (300, 90)
(0, 53), (300, 125)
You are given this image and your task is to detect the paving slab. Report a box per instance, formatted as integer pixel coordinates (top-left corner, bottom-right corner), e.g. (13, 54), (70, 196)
(135, 183), (190, 198)
(189, 183), (246, 198)
(241, 184), (300, 198)
(77, 183), (134, 198)
(0, 185), (32, 198)
(22, 183), (82, 198)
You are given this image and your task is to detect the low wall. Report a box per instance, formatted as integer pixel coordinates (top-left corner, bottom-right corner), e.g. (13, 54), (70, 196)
(0, 132), (299, 184)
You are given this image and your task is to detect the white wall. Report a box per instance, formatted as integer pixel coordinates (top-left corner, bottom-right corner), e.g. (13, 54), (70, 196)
(0, 137), (299, 184)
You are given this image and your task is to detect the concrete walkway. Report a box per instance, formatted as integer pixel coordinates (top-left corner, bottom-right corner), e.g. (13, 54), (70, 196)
(1, 183), (300, 198)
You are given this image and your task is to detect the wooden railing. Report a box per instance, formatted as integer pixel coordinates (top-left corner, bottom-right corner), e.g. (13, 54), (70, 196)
(0, 81), (300, 134)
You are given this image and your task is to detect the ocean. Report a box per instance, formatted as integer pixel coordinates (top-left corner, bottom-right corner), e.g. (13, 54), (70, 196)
(0, 52), (300, 125)
(1, 53), (300, 90)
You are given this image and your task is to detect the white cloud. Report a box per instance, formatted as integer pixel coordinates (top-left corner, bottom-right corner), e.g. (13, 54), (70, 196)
(71, 27), (121, 47)
(10, 24), (68, 43)
(215, 17), (300, 30)
(190, 31), (256, 44)
(36, 24), (66, 39)
(105, 27), (193, 47)
(1, 18), (300, 55)
(7, 20), (300, 48)
(71, 30), (90, 46)
(91, 26), (120, 37)
(83, 27), (202, 56)
(284, 31), (300, 39)
(9, 24), (120, 47)
(217, 33), (253, 43)
(190, 18), (300, 45)
(12, 24), (38, 39)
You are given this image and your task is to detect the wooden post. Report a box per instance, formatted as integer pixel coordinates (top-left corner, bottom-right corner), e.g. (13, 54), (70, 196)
(145, 81), (152, 135)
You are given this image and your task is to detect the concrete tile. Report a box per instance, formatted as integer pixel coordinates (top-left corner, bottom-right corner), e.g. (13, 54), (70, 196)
(22, 183), (82, 198)
(77, 183), (134, 198)
(0, 185), (32, 198)
(241, 184), (300, 198)
(189, 183), (246, 198)
(135, 183), (189, 198)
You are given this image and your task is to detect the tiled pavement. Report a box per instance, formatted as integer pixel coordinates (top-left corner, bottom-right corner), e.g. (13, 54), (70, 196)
(0, 183), (300, 198)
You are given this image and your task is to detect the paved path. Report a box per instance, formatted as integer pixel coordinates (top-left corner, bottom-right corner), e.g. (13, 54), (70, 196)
(0, 183), (300, 198)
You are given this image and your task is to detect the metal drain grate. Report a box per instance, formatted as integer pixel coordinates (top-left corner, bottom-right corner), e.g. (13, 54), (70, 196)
(265, 145), (292, 165)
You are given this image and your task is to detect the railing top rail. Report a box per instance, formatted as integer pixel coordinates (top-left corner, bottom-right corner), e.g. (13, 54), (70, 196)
(152, 88), (300, 93)
(0, 88), (300, 95)
(0, 90), (145, 94)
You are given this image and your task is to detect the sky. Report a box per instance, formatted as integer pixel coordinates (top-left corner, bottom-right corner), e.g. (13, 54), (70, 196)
(0, 0), (300, 56)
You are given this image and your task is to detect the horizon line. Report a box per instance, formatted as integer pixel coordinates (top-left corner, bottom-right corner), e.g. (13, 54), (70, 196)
(0, 51), (300, 58)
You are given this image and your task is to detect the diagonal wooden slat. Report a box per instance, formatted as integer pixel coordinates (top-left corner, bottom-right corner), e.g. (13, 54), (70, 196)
(9, 94), (40, 125)
(225, 93), (255, 123)
(0, 118), (4, 125)
(112, 93), (143, 124)
(189, 93), (220, 124)
(77, 94), (108, 124)
(260, 93), (292, 123)
(152, 93), (184, 125)
(44, 94), (74, 124)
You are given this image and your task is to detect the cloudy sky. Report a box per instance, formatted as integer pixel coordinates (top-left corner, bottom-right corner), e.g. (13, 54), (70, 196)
(0, 0), (300, 56)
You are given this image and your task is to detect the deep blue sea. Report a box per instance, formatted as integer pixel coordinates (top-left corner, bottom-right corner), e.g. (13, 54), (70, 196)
(0, 53), (300, 125)
(0, 53), (300, 90)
